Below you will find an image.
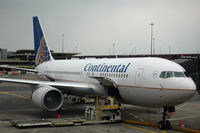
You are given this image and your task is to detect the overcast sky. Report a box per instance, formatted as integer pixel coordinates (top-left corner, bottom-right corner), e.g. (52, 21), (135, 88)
(0, 0), (200, 55)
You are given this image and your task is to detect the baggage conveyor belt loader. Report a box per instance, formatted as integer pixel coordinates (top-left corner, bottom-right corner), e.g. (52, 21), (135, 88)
(84, 96), (121, 121)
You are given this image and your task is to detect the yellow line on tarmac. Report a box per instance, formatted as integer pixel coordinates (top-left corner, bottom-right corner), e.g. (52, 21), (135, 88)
(62, 105), (73, 109)
(122, 120), (158, 128)
(188, 103), (200, 107)
(140, 119), (144, 122)
(81, 126), (87, 128)
(134, 115), (139, 119)
(182, 108), (200, 113)
(129, 113), (134, 116)
(0, 91), (31, 100)
(31, 128), (38, 133)
(129, 112), (144, 121)
(161, 131), (167, 133)
(120, 123), (157, 133)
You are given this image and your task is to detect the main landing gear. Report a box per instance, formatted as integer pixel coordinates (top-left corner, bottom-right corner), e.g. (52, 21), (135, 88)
(158, 107), (175, 130)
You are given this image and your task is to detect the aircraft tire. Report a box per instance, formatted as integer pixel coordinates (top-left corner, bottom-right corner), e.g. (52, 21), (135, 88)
(158, 121), (166, 130)
(158, 120), (171, 130)
(165, 120), (171, 129)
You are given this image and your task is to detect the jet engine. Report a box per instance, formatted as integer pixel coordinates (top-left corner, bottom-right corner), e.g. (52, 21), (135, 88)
(32, 86), (64, 111)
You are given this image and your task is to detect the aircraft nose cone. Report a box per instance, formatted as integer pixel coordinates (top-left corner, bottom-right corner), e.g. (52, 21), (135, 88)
(181, 78), (197, 98)
(172, 78), (197, 105)
(184, 78), (197, 91)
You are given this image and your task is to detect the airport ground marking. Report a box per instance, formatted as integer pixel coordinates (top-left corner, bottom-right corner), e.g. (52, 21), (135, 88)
(62, 105), (73, 110)
(81, 126), (87, 128)
(188, 103), (200, 107)
(0, 91), (31, 101)
(129, 112), (134, 116)
(31, 128), (38, 133)
(129, 112), (145, 121)
(176, 104), (186, 111)
(161, 131), (167, 133)
(182, 108), (200, 113)
(169, 114), (200, 121)
(134, 115), (139, 119)
(120, 123), (157, 133)
(140, 119), (144, 121)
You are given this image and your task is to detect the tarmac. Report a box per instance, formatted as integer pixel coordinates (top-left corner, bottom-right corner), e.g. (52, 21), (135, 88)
(0, 75), (200, 133)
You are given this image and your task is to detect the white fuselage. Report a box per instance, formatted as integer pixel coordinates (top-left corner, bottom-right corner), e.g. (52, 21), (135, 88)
(36, 57), (196, 108)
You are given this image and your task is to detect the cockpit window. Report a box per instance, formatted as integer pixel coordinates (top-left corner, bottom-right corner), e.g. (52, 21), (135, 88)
(160, 71), (187, 78)
(174, 72), (184, 77)
(160, 72), (166, 78)
(166, 71), (173, 78)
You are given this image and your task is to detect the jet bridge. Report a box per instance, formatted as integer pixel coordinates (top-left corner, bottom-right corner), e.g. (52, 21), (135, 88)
(173, 57), (200, 93)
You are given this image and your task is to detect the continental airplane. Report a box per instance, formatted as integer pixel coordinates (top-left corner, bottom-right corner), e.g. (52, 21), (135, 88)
(0, 16), (197, 130)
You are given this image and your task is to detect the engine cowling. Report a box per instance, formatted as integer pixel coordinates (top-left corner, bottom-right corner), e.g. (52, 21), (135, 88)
(32, 86), (64, 111)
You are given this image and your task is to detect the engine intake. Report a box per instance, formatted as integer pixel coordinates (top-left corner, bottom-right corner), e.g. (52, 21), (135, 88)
(32, 86), (64, 111)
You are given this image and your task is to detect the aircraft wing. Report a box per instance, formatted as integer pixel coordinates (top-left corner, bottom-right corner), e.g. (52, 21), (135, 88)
(0, 65), (37, 73)
(0, 77), (96, 95)
(92, 77), (118, 88)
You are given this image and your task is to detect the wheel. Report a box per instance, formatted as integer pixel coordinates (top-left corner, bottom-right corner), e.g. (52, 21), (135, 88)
(158, 121), (166, 130)
(165, 120), (171, 129)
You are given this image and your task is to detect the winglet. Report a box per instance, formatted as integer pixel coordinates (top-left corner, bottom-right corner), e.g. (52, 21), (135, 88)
(33, 16), (54, 66)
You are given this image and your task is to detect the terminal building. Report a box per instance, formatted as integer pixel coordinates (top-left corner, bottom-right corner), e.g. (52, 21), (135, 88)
(0, 49), (79, 66)
(0, 48), (9, 60)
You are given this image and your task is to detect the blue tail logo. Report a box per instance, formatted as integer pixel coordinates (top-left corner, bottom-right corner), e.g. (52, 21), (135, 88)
(33, 16), (53, 65)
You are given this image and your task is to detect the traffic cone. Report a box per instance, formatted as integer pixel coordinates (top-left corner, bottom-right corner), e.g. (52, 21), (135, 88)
(179, 120), (182, 127)
(170, 112), (172, 116)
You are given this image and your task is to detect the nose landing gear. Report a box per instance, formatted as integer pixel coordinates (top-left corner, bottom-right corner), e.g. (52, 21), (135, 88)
(158, 107), (174, 130)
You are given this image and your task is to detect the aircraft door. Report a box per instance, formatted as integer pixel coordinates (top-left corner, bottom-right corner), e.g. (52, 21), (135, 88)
(135, 68), (144, 86)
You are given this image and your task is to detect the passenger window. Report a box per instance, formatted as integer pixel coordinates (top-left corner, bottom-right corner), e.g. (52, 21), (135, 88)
(166, 72), (173, 78)
(160, 72), (166, 78)
(174, 72), (185, 77)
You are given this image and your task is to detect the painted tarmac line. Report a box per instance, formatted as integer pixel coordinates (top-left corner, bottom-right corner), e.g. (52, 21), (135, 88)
(176, 104), (186, 110)
(62, 105), (73, 109)
(81, 126), (87, 128)
(120, 123), (157, 133)
(140, 119), (145, 122)
(31, 128), (38, 133)
(182, 108), (200, 113)
(129, 112), (145, 121)
(188, 103), (200, 107)
(134, 115), (139, 119)
(129, 113), (134, 116)
(0, 91), (31, 100)
(169, 115), (200, 121)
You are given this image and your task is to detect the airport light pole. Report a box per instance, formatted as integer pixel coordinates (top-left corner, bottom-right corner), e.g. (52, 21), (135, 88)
(159, 46), (162, 54)
(131, 48), (134, 54)
(150, 23), (154, 56)
(169, 45), (171, 54)
(153, 38), (156, 55)
(131, 46), (137, 55)
(62, 34), (64, 53)
(112, 43), (115, 55)
(74, 46), (77, 53)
